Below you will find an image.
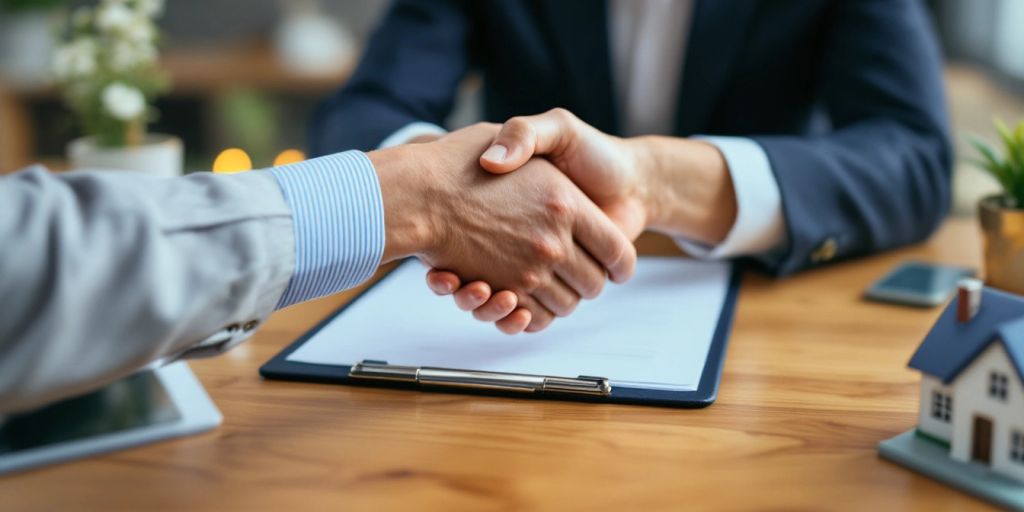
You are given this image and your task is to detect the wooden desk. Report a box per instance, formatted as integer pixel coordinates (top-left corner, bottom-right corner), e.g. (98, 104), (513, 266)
(2, 218), (997, 511)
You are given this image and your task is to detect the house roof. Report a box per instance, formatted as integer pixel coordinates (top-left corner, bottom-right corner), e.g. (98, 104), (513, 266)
(998, 316), (1024, 382)
(908, 287), (1024, 384)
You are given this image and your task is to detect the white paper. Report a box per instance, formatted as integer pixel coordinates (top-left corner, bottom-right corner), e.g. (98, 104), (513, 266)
(287, 257), (731, 391)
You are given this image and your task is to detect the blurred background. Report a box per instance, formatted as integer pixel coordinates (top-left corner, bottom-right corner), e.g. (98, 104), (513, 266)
(0, 0), (1021, 215)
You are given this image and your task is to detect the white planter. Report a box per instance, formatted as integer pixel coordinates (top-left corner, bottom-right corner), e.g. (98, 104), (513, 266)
(68, 135), (183, 178)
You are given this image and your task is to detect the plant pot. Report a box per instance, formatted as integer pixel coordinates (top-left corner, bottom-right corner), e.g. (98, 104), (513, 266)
(979, 195), (1024, 295)
(68, 134), (183, 178)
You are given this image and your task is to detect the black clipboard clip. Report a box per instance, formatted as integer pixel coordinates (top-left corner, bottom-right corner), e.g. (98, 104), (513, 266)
(350, 360), (612, 397)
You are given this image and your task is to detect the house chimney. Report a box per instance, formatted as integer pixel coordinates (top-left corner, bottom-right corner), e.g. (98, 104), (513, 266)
(957, 278), (983, 323)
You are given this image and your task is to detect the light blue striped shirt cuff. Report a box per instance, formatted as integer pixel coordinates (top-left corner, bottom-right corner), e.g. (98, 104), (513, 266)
(269, 151), (384, 309)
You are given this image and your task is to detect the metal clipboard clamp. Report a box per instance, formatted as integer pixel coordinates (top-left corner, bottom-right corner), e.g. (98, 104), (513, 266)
(349, 360), (612, 397)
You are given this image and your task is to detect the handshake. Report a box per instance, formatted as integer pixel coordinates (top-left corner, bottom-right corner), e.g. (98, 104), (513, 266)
(370, 109), (738, 334)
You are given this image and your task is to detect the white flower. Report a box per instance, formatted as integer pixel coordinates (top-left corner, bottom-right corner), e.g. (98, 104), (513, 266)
(109, 40), (157, 71)
(122, 19), (155, 44)
(52, 38), (98, 80)
(102, 82), (146, 121)
(96, 1), (135, 33)
(136, 0), (165, 18)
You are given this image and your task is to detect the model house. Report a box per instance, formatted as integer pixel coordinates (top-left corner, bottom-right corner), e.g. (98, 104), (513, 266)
(908, 279), (1024, 482)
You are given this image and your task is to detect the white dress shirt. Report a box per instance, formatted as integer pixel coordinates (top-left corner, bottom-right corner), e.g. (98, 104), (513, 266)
(381, 0), (786, 259)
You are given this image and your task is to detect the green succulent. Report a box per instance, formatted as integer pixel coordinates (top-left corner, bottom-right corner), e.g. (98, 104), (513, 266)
(969, 119), (1024, 209)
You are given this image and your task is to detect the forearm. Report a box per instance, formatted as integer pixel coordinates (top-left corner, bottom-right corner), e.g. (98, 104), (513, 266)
(368, 144), (438, 262)
(0, 168), (294, 413)
(628, 136), (737, 245)
(738, 0), (950, 275)
(1, 150), (405, 413)
(753, 120), (950, 274)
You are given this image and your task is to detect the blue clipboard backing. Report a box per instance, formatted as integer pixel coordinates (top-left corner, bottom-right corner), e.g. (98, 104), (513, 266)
(260, 262), (742, 408)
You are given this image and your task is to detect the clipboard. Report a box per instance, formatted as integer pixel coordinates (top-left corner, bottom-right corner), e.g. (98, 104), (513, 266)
(260, 259), (741, 408)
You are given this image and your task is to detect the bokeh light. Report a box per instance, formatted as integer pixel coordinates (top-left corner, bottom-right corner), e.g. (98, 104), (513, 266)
(212, 148), (252, 174)
(273, 149), (306, 167)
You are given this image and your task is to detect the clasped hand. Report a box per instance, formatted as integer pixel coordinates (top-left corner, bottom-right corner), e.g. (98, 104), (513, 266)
(371, 115), (640, 333)
(412, 109), (649, 333)
(377, 108), (735, 334)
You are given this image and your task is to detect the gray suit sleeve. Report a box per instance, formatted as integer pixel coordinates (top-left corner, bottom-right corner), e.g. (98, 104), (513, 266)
(0, 166), (295, 413)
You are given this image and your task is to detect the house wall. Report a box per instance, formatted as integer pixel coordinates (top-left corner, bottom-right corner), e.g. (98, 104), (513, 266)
(949, 342), (1024, 482)
(918, 374), (953, 442)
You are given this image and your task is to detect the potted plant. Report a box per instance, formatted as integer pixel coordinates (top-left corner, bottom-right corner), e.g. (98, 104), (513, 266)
(969, 119), (1024, 295)
(53, 0), (181, 177)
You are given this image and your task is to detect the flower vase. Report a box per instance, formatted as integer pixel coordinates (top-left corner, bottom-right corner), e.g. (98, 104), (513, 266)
(68, 134), (183, 178)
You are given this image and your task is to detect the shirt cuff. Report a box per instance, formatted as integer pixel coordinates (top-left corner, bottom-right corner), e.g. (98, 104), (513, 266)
(269, 151), (385, 308)
(675, 136), (787, 259)
(378, 122), (448, 149)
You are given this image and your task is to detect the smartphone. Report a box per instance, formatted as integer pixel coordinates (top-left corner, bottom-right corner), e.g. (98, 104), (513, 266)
(864, 261), (976, 307)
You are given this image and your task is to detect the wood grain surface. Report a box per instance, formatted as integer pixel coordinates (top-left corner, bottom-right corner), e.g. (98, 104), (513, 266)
(1, 218), (1000, 511)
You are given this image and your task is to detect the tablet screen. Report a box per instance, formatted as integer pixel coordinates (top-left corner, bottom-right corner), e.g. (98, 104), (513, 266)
(0, 371), (181, 454)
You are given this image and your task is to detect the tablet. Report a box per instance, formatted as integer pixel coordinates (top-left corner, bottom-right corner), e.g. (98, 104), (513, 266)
(0, 361), (221, 475)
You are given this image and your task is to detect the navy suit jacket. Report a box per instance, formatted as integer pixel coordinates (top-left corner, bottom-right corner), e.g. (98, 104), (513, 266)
(311, 0), (952, 276)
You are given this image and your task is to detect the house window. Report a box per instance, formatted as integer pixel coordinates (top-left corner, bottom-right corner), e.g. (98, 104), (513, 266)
(931, 391), (952, 422)
(1012, 431), (1024, 463)
(990, 372), (1009, 401)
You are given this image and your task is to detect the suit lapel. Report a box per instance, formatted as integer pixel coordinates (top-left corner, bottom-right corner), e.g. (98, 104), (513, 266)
(540, 0), (618, 134)
(674, 0), (758, 135)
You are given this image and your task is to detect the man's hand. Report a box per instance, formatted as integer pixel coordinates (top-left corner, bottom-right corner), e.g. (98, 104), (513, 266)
(425, 110), (650, 323)
(481, 108), (651, 240)
(371, 123), (637, 333)
(428, 109), (739, 318)
(481, 108), (738, 244)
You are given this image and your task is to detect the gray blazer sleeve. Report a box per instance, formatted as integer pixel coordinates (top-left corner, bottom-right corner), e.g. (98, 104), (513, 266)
(0, 166), (295, 413)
